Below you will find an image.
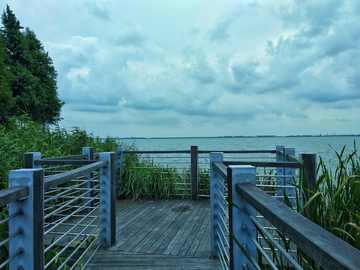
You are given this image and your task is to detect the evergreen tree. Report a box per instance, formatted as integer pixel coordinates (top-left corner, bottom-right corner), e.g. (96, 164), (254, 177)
(1, 5), (64, 125)
(0, 32), (15, 122)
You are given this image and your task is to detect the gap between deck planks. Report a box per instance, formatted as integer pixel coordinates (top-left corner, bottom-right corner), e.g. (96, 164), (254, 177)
(86, 198), (221, 269)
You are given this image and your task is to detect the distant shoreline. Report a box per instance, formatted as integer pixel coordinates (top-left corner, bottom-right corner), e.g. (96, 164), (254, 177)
(117, 134), (360, 140)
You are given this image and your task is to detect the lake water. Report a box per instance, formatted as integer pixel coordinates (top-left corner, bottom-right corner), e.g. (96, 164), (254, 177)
(120, 136), (360, 170)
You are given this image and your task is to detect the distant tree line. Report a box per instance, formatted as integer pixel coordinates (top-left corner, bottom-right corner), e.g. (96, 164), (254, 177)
(0, 5), (64, 125)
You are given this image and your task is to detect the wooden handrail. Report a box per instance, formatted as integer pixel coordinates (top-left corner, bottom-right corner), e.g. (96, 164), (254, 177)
(0, 186), (29, 208)
(224, 160), (300, 168)
(277, 149), (300, 163)
(35, 154), (87, 161)
(44, 160), (107, 190)
(236, 183), (360, 270)
(119, 149), (276, 155)
(122, 150), (191, 154)
(212, 161), (227, 180)
(286, 154), (299, 162)
(35, 160), (98, 165)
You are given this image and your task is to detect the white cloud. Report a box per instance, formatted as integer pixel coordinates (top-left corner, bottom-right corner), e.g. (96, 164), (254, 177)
(76, 0), (111, 21)
(66, 66), (91, 87)
(4, 0), (360, 137)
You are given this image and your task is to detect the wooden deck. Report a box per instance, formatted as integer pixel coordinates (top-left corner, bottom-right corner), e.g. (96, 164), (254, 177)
(86, 198), (221, 269)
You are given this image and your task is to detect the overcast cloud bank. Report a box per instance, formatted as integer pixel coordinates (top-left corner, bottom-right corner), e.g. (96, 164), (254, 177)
(5, 0), (360, 137)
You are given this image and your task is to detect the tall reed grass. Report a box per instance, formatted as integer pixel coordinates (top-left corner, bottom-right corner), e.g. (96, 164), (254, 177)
(119, 162), (183, 200)
(231, 143), (360, 269)
(0, 115), (123, 189)
(1, 115), (204, 266)
(117, 151), (212, 200)
(0, 115), (128, 267)
(297, 143), (360, 249)
(283, 144), (360, 269)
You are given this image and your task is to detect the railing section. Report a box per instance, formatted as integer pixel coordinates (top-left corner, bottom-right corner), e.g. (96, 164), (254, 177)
(210, 153), (229, 268)
(0, 174), (36, 269)
(210, 150), (360, 270)
(1, 148), (116, 270)
(117, 147), (277, 200)
(0, 144), (321, 269)
(210, 146), (296, 269)
(117, 149), (193, 199)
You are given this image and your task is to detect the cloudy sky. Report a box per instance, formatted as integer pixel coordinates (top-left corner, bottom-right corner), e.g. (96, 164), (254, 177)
(4, 0), (360, 137)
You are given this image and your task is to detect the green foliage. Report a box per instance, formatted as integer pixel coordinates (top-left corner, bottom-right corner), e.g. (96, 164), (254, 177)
(0, 33), (14, 121)
(299, 144), (360, 249)
(228, 144), (360, 269)
(0, 205), (9, 266)
(0, 115), (125, 189)
(44, 237), (86, 270)
(0, 116), (129, 267)
(1, 5), (64, 125)
(119, 154), (188, 200)
(118, 155), (211, 200)
(199, 168), (211, 196)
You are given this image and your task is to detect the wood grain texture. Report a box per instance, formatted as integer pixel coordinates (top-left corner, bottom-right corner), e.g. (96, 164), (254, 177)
(236, 183), (360, 270)
(86, 251), (221, 270)
(0, 186), (28, 208)
(88, 198), (221, 269)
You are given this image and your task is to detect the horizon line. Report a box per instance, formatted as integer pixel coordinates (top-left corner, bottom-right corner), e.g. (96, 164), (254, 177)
(115, 134), (360, 140)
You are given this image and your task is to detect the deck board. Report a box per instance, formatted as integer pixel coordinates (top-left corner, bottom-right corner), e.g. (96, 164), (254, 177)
(86, 251), (221, 270)
(145, 200), (193, 254)
(87, 198), (221, 269)
(168, 200), (207, 256)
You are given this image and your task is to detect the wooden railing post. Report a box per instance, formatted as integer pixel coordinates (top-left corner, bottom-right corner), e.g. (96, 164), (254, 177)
(300, 153), (317, 219)
(228, 165), (257, 270)
(99, 152), (116, 247)
(276, 145), (285, 203)
(9, 169), (44, 269)
(116, 146), (125, 196)
(236, 180), (360, 270)
(24, 152), (41, 169)
(191, 146), (198, 200)
(210, 152), (224, 257)
(82, 147), (94, 212)
(284, 147), (296, 207)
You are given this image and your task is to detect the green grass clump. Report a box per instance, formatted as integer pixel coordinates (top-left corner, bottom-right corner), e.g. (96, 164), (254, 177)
(0, 115), (129, 267)
(229, 144), (360, 269)
(120, 164), (179, 200)
(119, 153), (192, 200)
(118, 154), (211, 200)
(277, 145), (359, 269)
(0, 115), (128, 190)
(280, 144), (360, 269)
(299, 144), (360, 249)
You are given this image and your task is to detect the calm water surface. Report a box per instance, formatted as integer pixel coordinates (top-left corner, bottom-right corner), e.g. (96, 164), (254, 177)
(120, 136), (360, 169)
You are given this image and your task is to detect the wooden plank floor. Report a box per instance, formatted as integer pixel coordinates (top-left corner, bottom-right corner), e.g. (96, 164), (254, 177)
(86, 198), (221, 269)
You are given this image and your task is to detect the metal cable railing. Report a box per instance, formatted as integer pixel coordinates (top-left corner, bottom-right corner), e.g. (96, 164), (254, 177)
(119, 149), (277, 199)
(236, 182), (303, 270)
(234, 180), (360, 270)
(0, 212), (23, 269)
(247, 213), (302, 270)
(211, 149), (360, 270)
(247, 164), (300, 269)
(210, 148), (307, 270)
(3, 146), (325, 269)
(0, 248), (22, 269)
(211, 162), (230, 270)
(43, 169), (101, 269)
(2, 150), (116, 269)
(121, 151), (192, 198)
(0, 186), (29, 269)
